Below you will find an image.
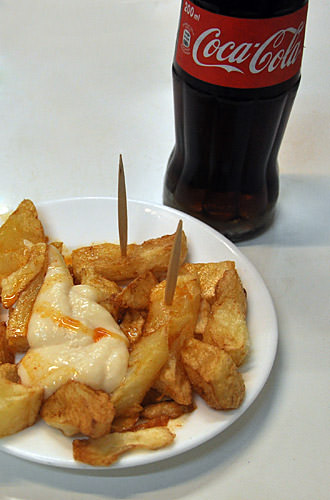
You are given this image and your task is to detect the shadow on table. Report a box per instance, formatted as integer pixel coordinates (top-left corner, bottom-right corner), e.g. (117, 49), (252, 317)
(239, 174), (330, 248)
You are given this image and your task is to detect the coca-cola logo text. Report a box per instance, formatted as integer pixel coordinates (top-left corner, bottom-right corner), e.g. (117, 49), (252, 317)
(175, 2), (308, 88)
(192, 23), (305, 75)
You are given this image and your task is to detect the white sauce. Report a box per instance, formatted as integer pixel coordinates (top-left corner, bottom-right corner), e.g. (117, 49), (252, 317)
(18, 246), (129, 398)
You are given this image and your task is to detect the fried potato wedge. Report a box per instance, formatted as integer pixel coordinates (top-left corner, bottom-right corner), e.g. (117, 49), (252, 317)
(182, 262), (236, 337)
(182, 261), (235, 302)
(132, 415), (171, 430)
(153, 351), (193, 406)
(142, 401), (194, 420)
(0, 249), (30, 286)
(1, 242), (47, 308)
(0, 199), (46, 281)
(214, 266), (247, 315)
(6, 267), (45, 353)
(145, 270), (200, 405)
(50, 241), (63, 253)
(71, 232), (187, 282)
(41, 381), (115, 438)
(114, 271), (158, 310)
(111, 415), (139, 433)
(120, 309), (146, 345)
(73, 427), (175, 466)
(204, 269), (249, 366)
(194, 298), (211, 336)
(111, 325), (169, 416)
(79, 268), (121, 301)
(0, 369), (43, 437)
(181, 338), (245, 410)
(0, 362), (19, 383)
(0, 322), (15, 364)
(144, 270), (200, 346)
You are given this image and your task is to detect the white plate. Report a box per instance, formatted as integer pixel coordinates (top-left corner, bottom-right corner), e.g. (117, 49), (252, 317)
(0, 197), (277, 469)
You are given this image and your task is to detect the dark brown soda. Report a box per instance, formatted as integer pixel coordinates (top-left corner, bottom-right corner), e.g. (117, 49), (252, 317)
(163, 0), (307, 241)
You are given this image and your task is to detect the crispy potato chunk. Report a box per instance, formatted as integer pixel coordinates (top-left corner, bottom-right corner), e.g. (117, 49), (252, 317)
(73, 427), (175, 466)
(181, 338), (245, 410)
(182, 261), (235, 302)
(41, 381), (115, 438)
(214, 267), (247, 315)
(0, 367), (43, 437)
(142, 401), (194, 420)
(0, 199), (46, 281)
(50, 241), (63, 253)
(183, 262), (236, 337)
(111, 325), (169, 416)
(204, 269), (249, 366)
(0, 322), (15, 364)
(144, 270), (200, 344)
(144, 270), (200, 405)
(71, 232), (187, 282)
(1, 242), (47, 308)
(120, 309), (146, 345)
(194, 298), (211, 336)
(6, 267), (45, 353)
(111, 415), (139, 433)
(132, 415), (171, 430)
(79, 268), (121, 301)
(153, 351), (192, 406)
(0, 362), (20, 383)
(114, 271), (158, 310)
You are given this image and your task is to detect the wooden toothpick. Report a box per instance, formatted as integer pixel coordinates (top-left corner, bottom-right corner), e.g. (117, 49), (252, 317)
(118, 154), (128, 257)
(164, 220), (183, 305)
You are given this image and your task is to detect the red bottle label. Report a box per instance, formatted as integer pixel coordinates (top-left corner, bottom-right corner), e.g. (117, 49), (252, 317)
(175, 2), (308, 88)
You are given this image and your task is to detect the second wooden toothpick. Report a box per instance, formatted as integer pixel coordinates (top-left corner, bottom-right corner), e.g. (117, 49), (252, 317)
(118, 154), (128, 257)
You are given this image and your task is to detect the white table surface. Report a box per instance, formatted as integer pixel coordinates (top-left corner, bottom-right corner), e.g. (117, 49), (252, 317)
(0, 1), (329, 499)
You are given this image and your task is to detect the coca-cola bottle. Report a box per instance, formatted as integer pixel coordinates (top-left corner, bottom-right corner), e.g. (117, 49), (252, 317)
(163, 0), (308, 241)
